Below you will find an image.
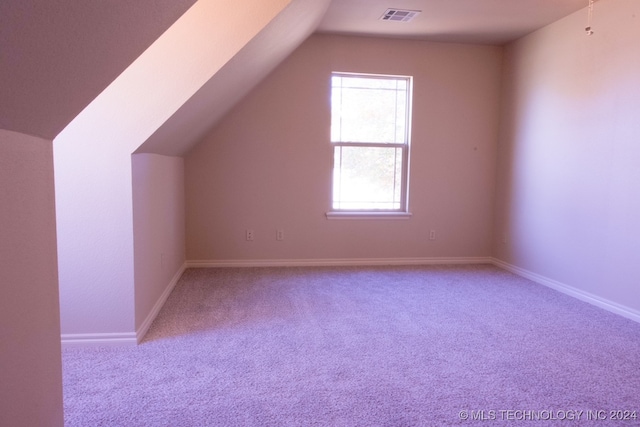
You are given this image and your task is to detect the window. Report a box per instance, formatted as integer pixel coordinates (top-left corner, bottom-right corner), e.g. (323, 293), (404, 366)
(330, 72), (412, 215)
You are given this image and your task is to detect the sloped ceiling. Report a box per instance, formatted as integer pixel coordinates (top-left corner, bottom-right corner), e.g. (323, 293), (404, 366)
(0, 0), (197, 140)
(141, 0), (590, 156)
(136, 0), (332, 156)
(1, 0), (590, 146)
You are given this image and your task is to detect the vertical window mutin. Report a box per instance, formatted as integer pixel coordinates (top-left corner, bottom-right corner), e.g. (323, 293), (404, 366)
(331, 73), (412, 212)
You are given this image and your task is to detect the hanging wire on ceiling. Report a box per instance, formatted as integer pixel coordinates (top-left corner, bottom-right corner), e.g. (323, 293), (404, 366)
(585, 0), (595, 35)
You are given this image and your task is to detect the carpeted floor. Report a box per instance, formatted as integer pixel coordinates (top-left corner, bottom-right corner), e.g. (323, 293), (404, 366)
(62, 265), (640, 426)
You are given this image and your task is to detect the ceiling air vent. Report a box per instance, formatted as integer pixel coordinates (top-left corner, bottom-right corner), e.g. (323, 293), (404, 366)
(380, 9), (421, 23)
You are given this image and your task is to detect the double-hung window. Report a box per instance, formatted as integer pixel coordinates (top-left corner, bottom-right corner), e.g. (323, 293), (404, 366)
(330, 72), (412, 215)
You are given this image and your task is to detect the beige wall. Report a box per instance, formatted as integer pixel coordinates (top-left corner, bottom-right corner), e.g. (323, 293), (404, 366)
(186, 34), (503, 261)
(133, 154), (186, 332)
(494, 0), (640, 313)
(0, 130), (63, 426)
(54, 0), (298, 340)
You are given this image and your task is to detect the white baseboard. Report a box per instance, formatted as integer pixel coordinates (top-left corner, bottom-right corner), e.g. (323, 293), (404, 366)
(187, 257), (493, 268)
(135, 262), (187, 343)
(492, 258), (640, 324)
(61, 332), (137, 348)
(61, 263), (187, 348)
(68, 258), (638, 347)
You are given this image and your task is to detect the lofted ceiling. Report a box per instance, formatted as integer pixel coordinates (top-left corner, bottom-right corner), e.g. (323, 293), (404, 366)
(137, 0), (332, 155)
(142, 0), (591, 155)
(317, 0), (590, 44)
(0, 0), (197, 140)
(1, 0), (590, 144)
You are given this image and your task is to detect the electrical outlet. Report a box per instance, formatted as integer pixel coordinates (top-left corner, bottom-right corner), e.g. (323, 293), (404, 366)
(246, 229), (254, 241)
(276, 229), (284, 241)
(429, 230), (436, 240)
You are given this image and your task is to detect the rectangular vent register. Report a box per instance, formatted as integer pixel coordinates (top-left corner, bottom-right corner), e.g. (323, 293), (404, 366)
(380, 9), (421, 22)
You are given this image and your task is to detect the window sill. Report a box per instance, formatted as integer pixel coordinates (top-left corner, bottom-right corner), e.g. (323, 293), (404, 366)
(325, 211), (413, 220)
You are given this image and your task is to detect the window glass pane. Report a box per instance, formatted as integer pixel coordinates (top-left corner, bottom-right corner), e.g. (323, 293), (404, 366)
(394, 90), (407, 143)
(331, 75), (408, 144)
(334, 76), (398, 90)
(330, 84), (342, 142)
(394, 148), (403, 200)
(333, 146), (403, 210)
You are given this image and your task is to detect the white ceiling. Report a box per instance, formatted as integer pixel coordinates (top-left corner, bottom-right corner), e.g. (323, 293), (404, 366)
(2, 0), (592, 142)
(137, 0), (332, 155)
(317, 0), (590, 45)
(0, 0), (196, 139)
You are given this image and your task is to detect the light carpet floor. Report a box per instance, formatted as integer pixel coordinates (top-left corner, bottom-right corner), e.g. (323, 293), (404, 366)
(62, 265), (640, 426)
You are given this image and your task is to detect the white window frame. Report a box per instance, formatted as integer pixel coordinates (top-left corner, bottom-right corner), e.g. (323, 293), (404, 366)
(327, 72), (413, 219)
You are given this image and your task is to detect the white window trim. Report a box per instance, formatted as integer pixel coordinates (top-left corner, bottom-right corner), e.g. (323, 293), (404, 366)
(325, 211), (413, 220)
(327, 72), (413, 217)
